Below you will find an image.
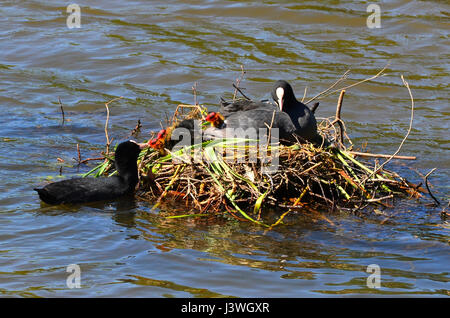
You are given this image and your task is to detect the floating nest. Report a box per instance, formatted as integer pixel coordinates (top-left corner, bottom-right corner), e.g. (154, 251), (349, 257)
(84, 72), (433, 228)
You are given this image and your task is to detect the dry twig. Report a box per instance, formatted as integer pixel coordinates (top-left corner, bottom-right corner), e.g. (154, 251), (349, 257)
(58, 97), (65, 126)
(369, 75), (414, 178)
(104, 96), (123, 154)
(424, 168), (440, 206)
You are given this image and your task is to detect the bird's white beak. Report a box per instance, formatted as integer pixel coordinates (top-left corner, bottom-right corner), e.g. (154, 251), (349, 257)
(130, 140), (149, 150)
(276, 87), (284, 111)
(138, 143), (150, 150)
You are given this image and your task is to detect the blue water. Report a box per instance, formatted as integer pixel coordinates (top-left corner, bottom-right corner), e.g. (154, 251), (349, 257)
(0, 0), (448, 297)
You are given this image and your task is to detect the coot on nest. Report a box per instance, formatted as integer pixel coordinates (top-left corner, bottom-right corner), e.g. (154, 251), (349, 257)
(204, 109), (298, 143)
(220, 98), (277, 118)
(271, 80), (319, 143)
(34, 140), (146, 205)
(205, 80), (323, 144)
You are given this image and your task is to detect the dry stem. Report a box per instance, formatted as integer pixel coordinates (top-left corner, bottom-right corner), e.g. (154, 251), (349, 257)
(58, 97), (65, 126)
(369, 75), (414, 178)
(424, 168), (440, 206)
(104, 96), (123, 154)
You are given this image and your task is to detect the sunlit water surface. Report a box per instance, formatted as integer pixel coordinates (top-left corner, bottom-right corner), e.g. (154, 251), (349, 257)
(0, 0), (448, 297)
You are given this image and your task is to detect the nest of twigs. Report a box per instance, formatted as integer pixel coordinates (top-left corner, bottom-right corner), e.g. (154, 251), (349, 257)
(136, 106), (421, 227)
(85, 70), (432, 228)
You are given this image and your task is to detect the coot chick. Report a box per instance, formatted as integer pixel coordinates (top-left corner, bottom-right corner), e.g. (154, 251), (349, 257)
(205, 111), (225, 128)
(165, 118), (198, 150)
(148, 129), (167, 154)
(34, 140), (146, 205)
(148, 117), (201, 153)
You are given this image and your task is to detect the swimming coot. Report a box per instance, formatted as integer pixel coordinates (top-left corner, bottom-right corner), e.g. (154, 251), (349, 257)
(34, 140), (146, 205)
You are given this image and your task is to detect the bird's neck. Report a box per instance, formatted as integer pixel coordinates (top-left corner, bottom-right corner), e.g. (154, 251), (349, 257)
(116, 163), (139, 189)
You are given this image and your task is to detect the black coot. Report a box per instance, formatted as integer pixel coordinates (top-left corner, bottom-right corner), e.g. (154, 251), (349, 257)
(34, 140), (145, 205)
(204, 108), (297, 143)
(214, 80), (322, 144)
(271, 80), (319, 143)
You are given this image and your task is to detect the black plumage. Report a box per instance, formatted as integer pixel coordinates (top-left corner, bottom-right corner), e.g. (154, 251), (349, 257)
(220, 98), (277, 117)
(206, 80), (324, 144)
(271, 80), (319, 143)
(34, 140), (143, 205)
(205, 108), (298, 143)
(164, 118), (202, 151)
